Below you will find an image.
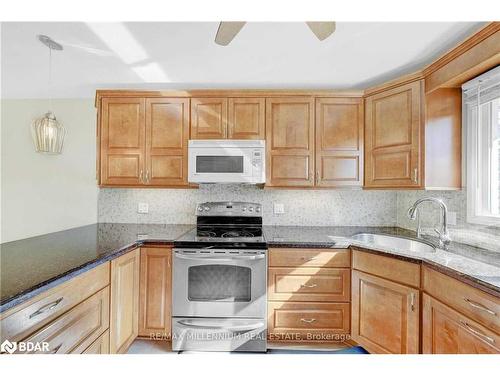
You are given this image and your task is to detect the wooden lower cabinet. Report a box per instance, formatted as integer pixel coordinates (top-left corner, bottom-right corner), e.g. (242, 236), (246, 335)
(268, 302), (350, 341)
(139, 246), (172, 339)
(18, 287), (110, 354)
(83, 330), (110, 354)
(351, 270), (419, 353)
(422, 293), (499, 354)
(109, 249), (140, 354)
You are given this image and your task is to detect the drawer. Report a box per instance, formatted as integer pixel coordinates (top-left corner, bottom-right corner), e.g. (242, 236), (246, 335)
(1, 262), (110, 342)
(423, 267), (500, 334)
(269, 248), (350, 268)
(352, 249), (420, 288)
(268, 268), (350, 302)
(83, 330), (110, 354)
(17, 287), (110, 354)
(268, 302), (350, 341)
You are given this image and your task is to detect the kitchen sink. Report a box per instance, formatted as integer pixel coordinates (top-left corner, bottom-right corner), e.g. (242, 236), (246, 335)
(350, 233), (436, 253)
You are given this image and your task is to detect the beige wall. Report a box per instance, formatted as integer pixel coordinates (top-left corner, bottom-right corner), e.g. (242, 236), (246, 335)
(1, 99), (98, 242)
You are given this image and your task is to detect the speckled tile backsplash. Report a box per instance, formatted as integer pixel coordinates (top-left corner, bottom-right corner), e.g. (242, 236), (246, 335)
(396, 190), (500, 252)
(98, 185), (397, 227)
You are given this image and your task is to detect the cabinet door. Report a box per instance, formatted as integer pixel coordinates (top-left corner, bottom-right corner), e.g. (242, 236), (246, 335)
(83, 330), (110, 354)
(190, 98), (228, 139)
(316, 98), (364, 187)
(422, 294), (499, 354)
(228, 98), (265, 139)
(100, 98), (145, 186)
(266, 97), (315, 187)
(139, 247), (172, 339)
(110, 249), (140, 354)
(351, 270), (419, 354)
(364, 80), (423, 188)
(145, 98), (189, 186)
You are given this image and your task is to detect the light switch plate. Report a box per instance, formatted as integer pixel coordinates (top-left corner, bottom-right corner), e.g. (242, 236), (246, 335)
(273, 203), (285, 214)
(447, 211), (457, 226)
(138, 203), (149, 214)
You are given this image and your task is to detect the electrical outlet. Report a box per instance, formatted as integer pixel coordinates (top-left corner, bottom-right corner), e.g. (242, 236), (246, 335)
(138, 203), (149, 214)
(273, 203), (285, 214)
(447, 211), (457, 226)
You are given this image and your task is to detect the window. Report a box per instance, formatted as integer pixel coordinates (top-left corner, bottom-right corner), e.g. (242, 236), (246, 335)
(463, 66), (500, 225)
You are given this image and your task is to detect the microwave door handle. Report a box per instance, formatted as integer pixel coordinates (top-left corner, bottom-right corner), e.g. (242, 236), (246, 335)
(174, 253), (265, 261)
(178, 320), (265, 332)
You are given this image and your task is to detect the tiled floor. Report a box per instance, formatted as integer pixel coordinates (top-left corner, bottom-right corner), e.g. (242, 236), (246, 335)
(126, 339), (350, 354)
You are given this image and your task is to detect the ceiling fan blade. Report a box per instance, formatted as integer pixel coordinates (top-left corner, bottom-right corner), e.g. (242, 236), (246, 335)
(215, 22), (246, 46)
(306, 22), (336, 41)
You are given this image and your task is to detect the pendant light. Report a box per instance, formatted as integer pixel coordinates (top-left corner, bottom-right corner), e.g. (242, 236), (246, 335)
(31, 35), (66, 154)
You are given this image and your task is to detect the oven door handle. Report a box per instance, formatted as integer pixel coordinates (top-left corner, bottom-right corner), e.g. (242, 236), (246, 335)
(174, 253), (265, 261)
(177, 320), (265, 332)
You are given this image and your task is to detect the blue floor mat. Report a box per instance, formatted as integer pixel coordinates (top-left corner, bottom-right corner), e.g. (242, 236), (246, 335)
(268, 346), (368, 354)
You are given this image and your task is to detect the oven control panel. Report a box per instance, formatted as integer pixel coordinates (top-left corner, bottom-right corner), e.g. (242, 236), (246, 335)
(196, 202), (262, 216)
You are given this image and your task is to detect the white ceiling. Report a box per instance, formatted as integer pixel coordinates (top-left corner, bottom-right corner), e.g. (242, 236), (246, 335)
(0, 22), (486, 98)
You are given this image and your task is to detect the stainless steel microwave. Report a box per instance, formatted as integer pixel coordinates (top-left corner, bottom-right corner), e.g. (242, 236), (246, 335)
(188, 140), (265, 184)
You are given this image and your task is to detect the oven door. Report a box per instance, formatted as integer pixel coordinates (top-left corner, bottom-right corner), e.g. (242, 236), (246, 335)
(172, 250), (267, 318)
(188, 146), (255, 183)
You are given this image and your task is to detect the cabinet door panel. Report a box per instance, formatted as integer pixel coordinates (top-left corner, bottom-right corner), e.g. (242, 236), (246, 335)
(422, 294), (499, 354)
(266, 98), (315, 187)
(139, 247), (172, 339)
(228, 98), (265, 139)
(191, 98), (227, 139)
(351, 270), (419, 354)
(365, 80), (423, 188)
(110, 249), (140, 354)
(100, 98), (145, 185)
(145, 98), (189, 186)
(316, 98), (363, 187)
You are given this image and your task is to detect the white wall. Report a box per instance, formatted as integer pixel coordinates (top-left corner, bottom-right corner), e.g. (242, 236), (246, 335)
(1, 99), (98, 242)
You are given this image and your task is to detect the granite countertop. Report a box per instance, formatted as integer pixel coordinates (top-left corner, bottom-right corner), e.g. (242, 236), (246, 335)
(0, 223), (193, 312)
(1, 223), (499, 313)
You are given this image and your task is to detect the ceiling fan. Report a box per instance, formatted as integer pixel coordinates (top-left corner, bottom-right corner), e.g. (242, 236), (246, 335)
(215, 22), (336, 46)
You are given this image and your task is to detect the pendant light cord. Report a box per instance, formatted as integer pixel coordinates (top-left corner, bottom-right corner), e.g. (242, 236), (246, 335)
(48, 46), (53, 113)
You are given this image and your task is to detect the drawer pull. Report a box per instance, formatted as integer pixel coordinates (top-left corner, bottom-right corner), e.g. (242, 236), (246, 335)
(300, 283), (317, 288)
(301, 257), (317, 261)
(29, 297), (64, 319)
(460, 321), (495, 344)
(48, 343), (63, 354)
(300, 318), (316, 324)
(410, 293), (415, 312)
(464, 298), (496, 316)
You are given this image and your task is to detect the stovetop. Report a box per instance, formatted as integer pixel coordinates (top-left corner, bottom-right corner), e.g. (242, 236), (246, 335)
(174, 225), (267, 249)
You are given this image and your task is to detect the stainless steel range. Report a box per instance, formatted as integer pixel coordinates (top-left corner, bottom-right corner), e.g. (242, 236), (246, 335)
(172, 202), (267, 352)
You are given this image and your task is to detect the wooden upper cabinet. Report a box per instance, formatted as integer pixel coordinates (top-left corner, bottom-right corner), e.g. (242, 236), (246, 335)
(190, 98), (228, 139)
(266, 97), (315, 187)
(316, 98), (364, 187)
(100, 98), (146, 186)
(139, 246), (172, 339)
(422, 294), (499, 354)
(364, 80), (424, 188)
(109, 249), (140, 354)
(228, 98), (265, 139)
(145, 98), (189, 186)
(351, 270), (420, 354)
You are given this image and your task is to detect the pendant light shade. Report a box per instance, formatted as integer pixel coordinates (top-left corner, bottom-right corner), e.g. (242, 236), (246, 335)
(31, 111), (66, 154)
(32, 35), (66, 154)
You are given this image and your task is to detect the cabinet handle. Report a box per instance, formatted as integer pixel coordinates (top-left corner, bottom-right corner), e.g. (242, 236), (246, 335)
(300, 318), (316, 324)
(145, 170), (150, 183)
(413, 168), (418, 184)
(460, 321), (495, 344)
(48, 343), (63, 354)
(29, 297), (64, 319)
(300, 256), (316, 261)
(464, 298), (496, 316)
(300, 283), (317, 288)
(139, 170), (144, 183)
(410, 293), (415, 312)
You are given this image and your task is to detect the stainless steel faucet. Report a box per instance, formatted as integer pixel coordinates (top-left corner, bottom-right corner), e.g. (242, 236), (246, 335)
(407, 197), (451, 248)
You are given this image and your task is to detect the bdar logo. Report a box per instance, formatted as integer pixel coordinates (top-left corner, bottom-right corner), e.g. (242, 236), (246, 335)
(1, 339), (17, 354)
